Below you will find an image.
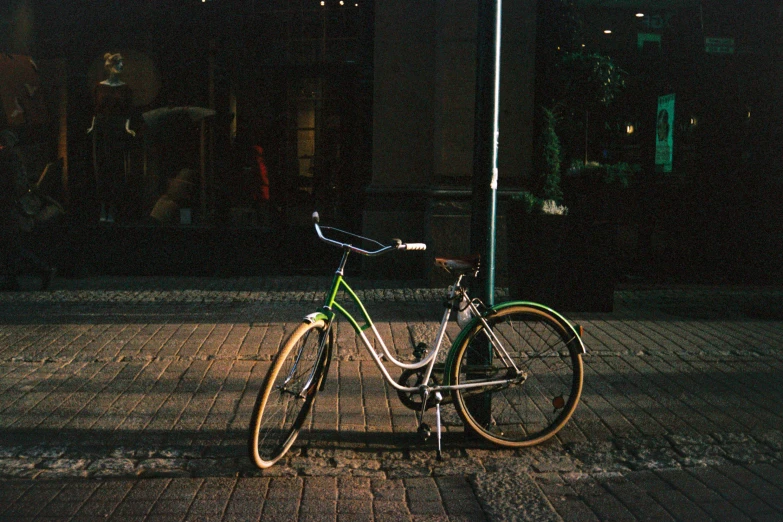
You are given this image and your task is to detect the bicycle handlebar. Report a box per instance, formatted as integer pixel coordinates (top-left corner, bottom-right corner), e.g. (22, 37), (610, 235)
(313, 211), (427, 256)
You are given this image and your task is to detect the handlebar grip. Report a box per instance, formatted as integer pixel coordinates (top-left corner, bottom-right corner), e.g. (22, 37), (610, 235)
(312, 211), (320, 224)
(403, 243), (427, 251)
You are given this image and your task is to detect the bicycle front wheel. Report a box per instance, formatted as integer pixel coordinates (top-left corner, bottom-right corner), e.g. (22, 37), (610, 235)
(450, 304), (583, 447)
(249, 319), (331, 468)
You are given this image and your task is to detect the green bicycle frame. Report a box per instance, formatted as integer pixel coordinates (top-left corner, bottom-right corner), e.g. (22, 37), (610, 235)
(308, 253), (546, 397)
(307, 251), (458, 392)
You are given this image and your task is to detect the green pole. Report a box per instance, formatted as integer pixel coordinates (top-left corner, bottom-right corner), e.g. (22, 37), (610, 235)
(467, 0), (502, 433)
(470, 0), (502, 307)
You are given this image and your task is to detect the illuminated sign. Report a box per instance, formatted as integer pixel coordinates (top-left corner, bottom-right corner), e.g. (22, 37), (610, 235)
(655, 94), (675, 173)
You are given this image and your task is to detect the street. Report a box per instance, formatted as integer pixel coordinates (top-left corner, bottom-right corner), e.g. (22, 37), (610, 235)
(1, 278), (782, 521)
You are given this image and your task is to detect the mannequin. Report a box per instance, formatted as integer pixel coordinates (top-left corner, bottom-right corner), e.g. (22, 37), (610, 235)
(87, 52), (136, 223)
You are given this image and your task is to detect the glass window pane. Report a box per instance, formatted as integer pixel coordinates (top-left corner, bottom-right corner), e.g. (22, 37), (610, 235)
(298, 129), (315, 158)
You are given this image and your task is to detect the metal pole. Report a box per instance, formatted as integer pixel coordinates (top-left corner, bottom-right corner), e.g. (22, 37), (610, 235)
(467, 0), (502, 433)
(470, 0), (502, 307)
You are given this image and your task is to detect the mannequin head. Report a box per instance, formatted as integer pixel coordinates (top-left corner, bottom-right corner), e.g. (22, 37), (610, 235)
(103, 53), (124, 76)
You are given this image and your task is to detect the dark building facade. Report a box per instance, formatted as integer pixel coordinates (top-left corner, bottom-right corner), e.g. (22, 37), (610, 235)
(2, 0), (781, 283)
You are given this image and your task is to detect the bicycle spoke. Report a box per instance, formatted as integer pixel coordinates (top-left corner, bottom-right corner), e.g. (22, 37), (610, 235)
(451, 305), (583, 446)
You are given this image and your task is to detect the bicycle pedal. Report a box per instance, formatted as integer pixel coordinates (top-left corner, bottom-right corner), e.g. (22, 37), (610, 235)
(412, 342), (428, 360)
(417, 423), (431, 442)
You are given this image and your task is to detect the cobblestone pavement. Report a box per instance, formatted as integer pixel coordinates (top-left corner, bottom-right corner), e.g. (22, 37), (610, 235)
(0, 277), (782, 521)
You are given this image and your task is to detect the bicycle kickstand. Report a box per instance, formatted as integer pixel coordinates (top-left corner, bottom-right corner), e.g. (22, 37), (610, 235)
(434, 391), (443, 461)
(417, 389), (444, 460)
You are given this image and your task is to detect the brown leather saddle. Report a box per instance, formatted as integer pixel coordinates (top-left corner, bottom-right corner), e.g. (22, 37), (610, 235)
(434, 254), (481, 276)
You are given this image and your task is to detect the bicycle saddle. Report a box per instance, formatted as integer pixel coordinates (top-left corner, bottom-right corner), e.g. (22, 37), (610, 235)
(434, 255), (481, 275)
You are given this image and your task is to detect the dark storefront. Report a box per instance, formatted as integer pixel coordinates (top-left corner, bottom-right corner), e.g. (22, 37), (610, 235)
(2, 0), (782, 282)
(2, 0), (374, 275)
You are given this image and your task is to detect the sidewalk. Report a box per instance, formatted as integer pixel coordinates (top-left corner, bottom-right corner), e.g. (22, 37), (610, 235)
(1, 277), (782, 521)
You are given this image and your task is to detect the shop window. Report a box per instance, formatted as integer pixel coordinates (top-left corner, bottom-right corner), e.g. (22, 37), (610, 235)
(291, 78), (322, 204)
(297, 99), (317, 184)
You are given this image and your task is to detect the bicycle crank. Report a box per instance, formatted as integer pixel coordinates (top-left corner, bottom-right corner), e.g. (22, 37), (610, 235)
(397, 367), (449, 410)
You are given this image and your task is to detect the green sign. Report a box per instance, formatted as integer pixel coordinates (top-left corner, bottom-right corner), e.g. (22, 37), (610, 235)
(655, 94), (675, 173)
(705, 37), (735, 54)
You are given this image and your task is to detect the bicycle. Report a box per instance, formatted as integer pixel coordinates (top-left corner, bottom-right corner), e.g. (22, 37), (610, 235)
(249, 212), (586, 468)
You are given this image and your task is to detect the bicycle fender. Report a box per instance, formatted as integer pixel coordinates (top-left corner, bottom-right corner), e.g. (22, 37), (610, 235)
(443, 317), (481, 385)
(304, 311), (331, 324)
(492, 301), (587, 355)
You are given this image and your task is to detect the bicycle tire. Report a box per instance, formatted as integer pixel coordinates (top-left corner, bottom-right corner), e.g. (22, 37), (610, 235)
(449, 304), (583, 447)
(249, 319), (331, 468)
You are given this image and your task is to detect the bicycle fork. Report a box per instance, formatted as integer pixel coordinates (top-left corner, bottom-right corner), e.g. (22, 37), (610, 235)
(281, 321), (333, 399)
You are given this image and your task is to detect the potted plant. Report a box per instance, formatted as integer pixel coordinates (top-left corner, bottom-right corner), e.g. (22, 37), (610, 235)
(507, 107), (574, 309)
(561, 161), (638, 312)
(561, 160), (637, 220)
(508, 161), (637, 313)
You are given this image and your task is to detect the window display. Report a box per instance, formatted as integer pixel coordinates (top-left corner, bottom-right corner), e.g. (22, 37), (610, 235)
(87, 53), (138, 224)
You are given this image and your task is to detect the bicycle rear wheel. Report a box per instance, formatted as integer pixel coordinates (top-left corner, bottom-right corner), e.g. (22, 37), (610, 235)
(449, 304), (583, 447)
(249, 319), (331, 468)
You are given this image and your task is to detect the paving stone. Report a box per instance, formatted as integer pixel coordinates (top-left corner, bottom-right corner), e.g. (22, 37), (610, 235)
(655, 468), (723, 503)
(687, 466), (758, 501)
(647, 487), (713, 520)
(699, 500), (754, 521)
(472, 471), (559, 522)
(261, 498), (300, 520)
(337, 499), (373, 514)
(599, 476), (676, 521)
